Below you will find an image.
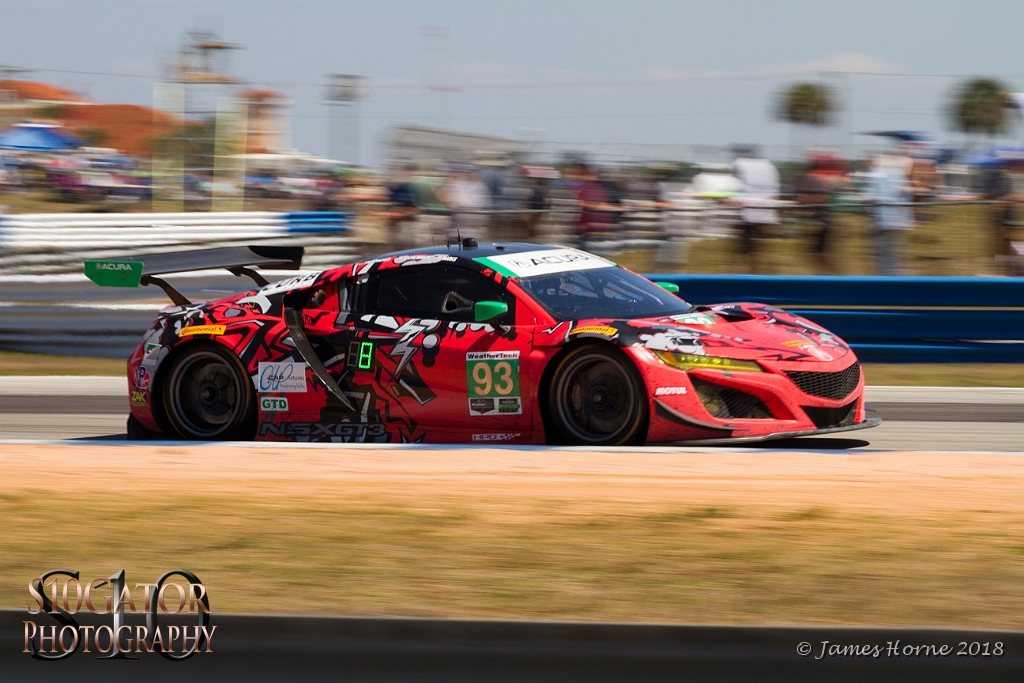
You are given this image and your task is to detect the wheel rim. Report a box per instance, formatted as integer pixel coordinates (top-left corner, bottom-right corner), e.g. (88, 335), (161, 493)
(554, 353), (637, 443)
(167, 350), (245, 438)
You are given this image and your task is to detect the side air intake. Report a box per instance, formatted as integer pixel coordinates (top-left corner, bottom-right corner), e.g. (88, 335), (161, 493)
(691, 378), (773, 420)
(802, 400), (858, 429)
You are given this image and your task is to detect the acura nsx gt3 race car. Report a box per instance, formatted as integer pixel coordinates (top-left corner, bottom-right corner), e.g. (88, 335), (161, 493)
(87, 242), (879, 445)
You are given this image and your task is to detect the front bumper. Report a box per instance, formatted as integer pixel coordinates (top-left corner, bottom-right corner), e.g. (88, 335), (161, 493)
(661, 417), (881, 446)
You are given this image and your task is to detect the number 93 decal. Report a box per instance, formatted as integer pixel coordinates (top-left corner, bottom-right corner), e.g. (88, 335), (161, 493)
(466, 351), (522, 416)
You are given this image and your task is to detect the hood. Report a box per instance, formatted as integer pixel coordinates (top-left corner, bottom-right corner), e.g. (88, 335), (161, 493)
(565, 303), (850, 363)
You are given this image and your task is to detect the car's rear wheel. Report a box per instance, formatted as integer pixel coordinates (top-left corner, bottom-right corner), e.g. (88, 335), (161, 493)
(548, 344), (648, 446)
(162, 343), (256, 440)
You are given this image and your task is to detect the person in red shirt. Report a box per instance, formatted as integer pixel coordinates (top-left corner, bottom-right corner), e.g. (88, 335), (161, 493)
(565, 163), (623, 240)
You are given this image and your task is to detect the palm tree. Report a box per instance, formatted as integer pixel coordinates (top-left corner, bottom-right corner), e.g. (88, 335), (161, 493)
(948, 78), (1012, 142)
(774, 82), (836, 158)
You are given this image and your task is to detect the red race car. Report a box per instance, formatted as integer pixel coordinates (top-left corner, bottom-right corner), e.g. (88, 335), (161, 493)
(87, 242), (879, 445)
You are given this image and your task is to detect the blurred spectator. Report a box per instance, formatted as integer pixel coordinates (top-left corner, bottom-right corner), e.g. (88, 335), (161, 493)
(520, 165), (557, 238)
(863, 154), (915, 276)
(444, 164), (490, 243)
(981, 158), (1024, 274)
(477, 153), (517, 241)
(597, 169), (626, 228)
(385, 164), (421, 250)
(908, 146), (940, 224)
(564, 162), (621, 241)
(796, 154), (847, 273)
(337, 170), (388, 246)
(732, 151), (780, 273)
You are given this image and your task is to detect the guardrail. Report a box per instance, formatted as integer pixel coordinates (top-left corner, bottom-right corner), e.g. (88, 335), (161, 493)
(2, 610), (1020, 682)
(651, 275), (1024, 363)
(0, 211), (354, 274)
(2, 264), (1022, 361)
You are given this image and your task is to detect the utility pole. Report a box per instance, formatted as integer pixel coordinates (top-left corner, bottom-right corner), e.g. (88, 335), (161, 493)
(327, 74), (364, 165)
(420, 26), (459, 129)
(156, 29), (243, 211)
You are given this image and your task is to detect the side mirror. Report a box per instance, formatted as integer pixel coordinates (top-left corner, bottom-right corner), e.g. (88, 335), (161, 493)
(654, 281), (680, 294)
(474, 301), (509, 322)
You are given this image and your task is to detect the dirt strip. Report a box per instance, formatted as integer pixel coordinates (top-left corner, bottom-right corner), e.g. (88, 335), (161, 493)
(3, 443), (1023, 512)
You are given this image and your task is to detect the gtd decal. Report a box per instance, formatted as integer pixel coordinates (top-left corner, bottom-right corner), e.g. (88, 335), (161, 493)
(23, 569), (213, 660)
(259, 396), (289, 412)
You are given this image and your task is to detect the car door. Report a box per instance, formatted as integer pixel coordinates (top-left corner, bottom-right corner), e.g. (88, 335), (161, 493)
(346, 262), (534, 436)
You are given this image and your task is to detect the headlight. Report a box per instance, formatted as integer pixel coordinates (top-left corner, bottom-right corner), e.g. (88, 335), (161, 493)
(654, 351), (762, 373)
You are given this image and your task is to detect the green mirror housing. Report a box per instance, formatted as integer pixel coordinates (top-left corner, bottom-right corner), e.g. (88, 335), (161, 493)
(474, 301), (509, 322)
(654, 281), (680, 294)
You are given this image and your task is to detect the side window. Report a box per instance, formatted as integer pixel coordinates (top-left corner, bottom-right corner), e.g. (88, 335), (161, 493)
(298, 278), (355, 327)
(363, 265), (514, 323)
(301, 279), (353, 312)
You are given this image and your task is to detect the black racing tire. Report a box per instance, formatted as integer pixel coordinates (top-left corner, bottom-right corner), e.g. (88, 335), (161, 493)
(547, 344), (648, 446)
(161, 343), (256, 440)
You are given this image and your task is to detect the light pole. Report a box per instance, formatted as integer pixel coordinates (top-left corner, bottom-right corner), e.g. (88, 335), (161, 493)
(327, 74), (364, 165)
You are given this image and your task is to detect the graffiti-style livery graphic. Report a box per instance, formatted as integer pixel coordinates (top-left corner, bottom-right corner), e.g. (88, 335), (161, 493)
(86, 243), (878, 446)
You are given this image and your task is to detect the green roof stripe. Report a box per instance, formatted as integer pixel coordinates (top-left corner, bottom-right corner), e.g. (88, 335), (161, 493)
(474, 257), (518, 279)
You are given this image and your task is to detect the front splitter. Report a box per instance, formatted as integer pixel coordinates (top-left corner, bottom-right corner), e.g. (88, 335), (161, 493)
(661, 417), (882, 447)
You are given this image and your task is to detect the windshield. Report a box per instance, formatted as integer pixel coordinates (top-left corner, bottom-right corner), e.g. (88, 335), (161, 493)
(518, 267), (692, 320)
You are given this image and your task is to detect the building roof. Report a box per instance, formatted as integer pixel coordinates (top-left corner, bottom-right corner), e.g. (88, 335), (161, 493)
(62, 104), (184, 156)
(387, 125), (526, 164)
(239, 89), (287, 101)
(0, 80), (82, 103)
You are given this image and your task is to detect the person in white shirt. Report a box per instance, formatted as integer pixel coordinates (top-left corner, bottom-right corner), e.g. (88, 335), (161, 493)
(444, 164), (490, 243)
(862, 154), (914, 276)
(733, 152), (781, 273)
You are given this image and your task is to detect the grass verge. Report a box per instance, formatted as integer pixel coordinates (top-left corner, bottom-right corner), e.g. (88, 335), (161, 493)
(861, 363), (1024, 387)
(1, 445), (1022, 627)
(0, 350), (125, 376)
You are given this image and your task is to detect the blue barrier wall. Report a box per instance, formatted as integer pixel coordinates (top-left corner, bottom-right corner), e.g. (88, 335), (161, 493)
(645, 275), (1024, 363)
(284, 211), (353, 233)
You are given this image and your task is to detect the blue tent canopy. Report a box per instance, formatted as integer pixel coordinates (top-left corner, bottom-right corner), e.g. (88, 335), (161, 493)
(861, 130), (934, 143)
(0, 124), (82, 151)
(962, 146), (1024, 168)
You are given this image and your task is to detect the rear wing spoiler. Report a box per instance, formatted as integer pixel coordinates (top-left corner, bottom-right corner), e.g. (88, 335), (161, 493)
(85, 245), (304, 305)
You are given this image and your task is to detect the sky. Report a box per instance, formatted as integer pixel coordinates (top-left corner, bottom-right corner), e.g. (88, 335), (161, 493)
(2, 0), (1023, 165)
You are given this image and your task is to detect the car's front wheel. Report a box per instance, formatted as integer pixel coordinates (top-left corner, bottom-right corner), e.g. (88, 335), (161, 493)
(548, 344), (648, 446)
(162, 343), (256, 440)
